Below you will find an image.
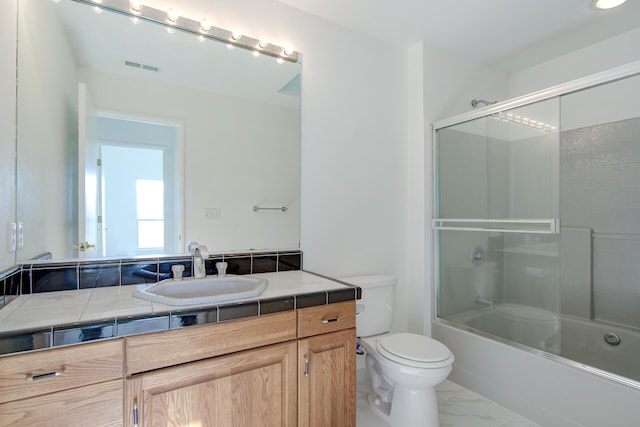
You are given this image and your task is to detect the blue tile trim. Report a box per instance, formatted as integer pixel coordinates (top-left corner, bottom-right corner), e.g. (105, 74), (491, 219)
(117, 315), (170, 337)
(0, 328), (52, 354)
(295, 291), (328, 308)
(12, 250), (303, 294)
(218, 301), (259, 322)
(0, 267), (21, 307)
(259, 296), (295, 315)
(54, 322), (116, 346)
(170, 306), (218, 328)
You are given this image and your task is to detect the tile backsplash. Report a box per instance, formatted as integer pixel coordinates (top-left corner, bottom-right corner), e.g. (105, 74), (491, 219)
(0, 250), (302, 304)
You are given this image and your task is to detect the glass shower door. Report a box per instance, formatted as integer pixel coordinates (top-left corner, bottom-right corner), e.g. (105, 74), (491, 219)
(434, 98), (561, 353)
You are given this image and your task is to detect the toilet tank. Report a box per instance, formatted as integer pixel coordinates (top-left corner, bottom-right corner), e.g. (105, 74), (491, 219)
(339, 274), (396, 337)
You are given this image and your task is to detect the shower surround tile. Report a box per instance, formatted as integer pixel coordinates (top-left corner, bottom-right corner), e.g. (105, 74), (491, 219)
(561, 117), (640, 327)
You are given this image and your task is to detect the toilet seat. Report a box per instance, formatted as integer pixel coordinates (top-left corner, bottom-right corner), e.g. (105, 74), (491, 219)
(376, 333), (454, 369)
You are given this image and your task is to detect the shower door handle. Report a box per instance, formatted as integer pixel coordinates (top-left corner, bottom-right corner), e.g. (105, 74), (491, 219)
(432, 218), (559, 235)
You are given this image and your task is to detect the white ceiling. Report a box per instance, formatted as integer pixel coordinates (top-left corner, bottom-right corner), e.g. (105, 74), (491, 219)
(277, 0), (640, 72)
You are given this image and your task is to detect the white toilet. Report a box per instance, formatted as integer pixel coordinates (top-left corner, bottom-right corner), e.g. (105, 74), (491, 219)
(341, 274), (454, 427)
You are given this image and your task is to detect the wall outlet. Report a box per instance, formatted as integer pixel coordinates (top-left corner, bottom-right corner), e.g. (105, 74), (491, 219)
(203, 208), (221, 220)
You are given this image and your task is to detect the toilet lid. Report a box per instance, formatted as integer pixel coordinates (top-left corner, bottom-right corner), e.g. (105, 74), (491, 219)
(377, 333), (453, 368)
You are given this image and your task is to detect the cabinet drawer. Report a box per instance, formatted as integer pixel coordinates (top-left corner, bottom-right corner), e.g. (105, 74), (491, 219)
(297, 301), (356, 338)
(0, 379), (123, 427)
(126, 310), (297, 375)
(0, 338), (124, 404)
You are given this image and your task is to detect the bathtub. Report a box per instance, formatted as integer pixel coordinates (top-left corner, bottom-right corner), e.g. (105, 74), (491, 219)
(447, 303), (559, 352)
(561, 315), (640, 383)
(447, 304), (640, 384)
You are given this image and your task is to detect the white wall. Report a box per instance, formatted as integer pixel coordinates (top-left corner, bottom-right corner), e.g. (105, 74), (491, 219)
(16, 0), (78, 261)
(509, 27), (640, 97)
(406, 43), (427, 334)
(0, 0), (17, 272)
(299, 26), (409, 331)
(423, 43), (510, 122)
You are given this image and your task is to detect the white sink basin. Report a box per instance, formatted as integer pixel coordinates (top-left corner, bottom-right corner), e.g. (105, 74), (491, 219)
(133, 276), (268, 306)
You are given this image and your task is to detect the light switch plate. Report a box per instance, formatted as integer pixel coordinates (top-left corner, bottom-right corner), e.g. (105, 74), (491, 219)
(203, 208), (221, 220)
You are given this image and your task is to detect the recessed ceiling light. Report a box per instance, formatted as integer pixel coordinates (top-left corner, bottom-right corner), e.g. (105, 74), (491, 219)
(592, 0), (627, 10)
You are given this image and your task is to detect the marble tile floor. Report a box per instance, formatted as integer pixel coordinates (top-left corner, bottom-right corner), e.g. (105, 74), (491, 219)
(356, 378), (541, 427)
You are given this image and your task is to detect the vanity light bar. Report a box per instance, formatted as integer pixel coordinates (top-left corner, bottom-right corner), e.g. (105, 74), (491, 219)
(72, 0), (300, 63)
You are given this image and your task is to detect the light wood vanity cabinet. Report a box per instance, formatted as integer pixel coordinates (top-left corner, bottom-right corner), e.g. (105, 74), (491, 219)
(125, 300), (356, 427)
(0, 339), (124, 426)
(0, 300), (356, 427)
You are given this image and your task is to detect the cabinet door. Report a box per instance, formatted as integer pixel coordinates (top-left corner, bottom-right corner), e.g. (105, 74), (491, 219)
(126, 340), (297, 427)
(0, 379), (123, 426)
(298, 328), (356, 427)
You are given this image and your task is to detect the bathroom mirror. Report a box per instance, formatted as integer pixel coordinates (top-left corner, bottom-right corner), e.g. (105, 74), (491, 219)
(14, 0), (301, 262)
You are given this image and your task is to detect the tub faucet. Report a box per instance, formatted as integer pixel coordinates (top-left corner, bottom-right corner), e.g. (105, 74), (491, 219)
(475, 295), (494, 308)
(190, 242), (209, 279)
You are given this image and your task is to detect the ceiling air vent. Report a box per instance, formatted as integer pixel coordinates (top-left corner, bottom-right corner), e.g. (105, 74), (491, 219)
(124, 60), (159, 73)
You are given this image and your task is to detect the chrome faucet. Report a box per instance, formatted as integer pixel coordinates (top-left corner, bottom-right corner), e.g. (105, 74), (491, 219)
(189, 242), (209, 279)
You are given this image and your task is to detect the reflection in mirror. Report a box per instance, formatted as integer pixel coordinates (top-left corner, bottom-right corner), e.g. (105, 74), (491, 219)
(16, 0), (301, 262)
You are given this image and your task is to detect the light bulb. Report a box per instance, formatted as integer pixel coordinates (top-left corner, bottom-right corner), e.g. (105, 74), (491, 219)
(129, 0), (142, 13)
(167, 8), (179, 24)
(592, 0), (627, 9)
(283, 46), (294, 56)
(231, 32), (242, 41)
(258, 40), (269, 49)
(200, 18), (211, 33)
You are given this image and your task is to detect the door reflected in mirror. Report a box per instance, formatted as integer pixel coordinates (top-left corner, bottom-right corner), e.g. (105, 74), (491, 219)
(98, 116), (181, 258)
(15, 0), (301, 262)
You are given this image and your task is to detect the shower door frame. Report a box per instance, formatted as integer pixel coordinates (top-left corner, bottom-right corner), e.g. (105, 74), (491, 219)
(430, 60), (640, 390)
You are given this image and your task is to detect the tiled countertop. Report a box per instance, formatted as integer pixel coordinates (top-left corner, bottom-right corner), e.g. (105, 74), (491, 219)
(0, 270), (360, 355)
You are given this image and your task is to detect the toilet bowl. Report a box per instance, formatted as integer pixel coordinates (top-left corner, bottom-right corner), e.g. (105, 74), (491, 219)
(340, 275), (455, 427)
(359, 333), (454, 427)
